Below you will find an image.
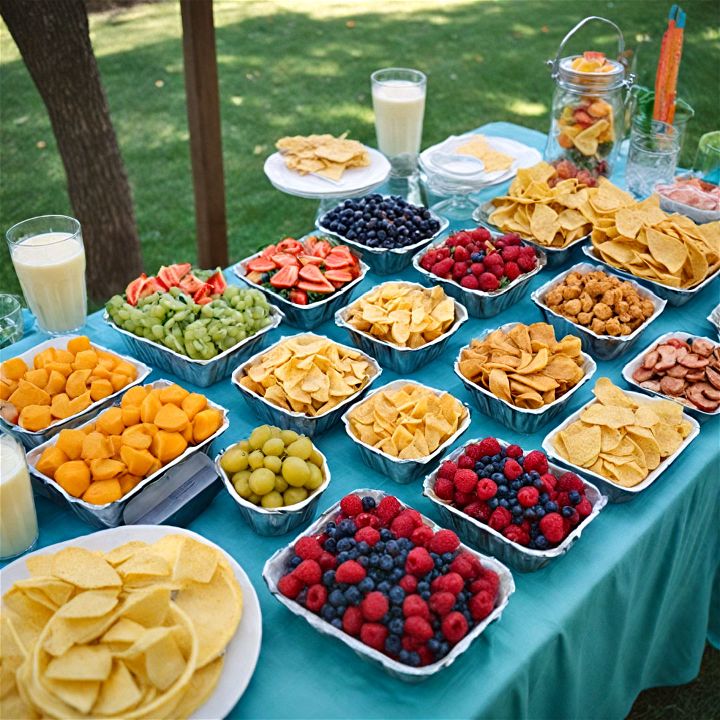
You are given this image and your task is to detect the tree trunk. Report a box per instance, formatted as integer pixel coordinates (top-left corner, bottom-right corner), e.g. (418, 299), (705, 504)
(1, 0), (143, 301)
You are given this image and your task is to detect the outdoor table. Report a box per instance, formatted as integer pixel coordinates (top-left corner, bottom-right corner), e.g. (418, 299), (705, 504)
(2, 122), (718, 719)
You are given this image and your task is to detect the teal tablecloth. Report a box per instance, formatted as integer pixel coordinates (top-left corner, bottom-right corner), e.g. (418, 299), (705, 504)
(2, 123), (718, 719)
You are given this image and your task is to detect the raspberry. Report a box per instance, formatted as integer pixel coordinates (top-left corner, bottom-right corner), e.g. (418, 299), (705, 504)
(540, 473), (557, 495)
(556, 491), (571, 508)
(503, 459), (523, 481)
(517, 254), (536, 272)
(523, 450), (549, 474)
(437, 461), (458, 479)
(431, 572), (464, 595)
(399, 574), (418, 594)
(376, 495), (402, 525)
(360, 622), (388, 651)
(504, 261), (521, 282)
(354, 526), (380, 546)
(432, 258), (453, 277)
(471, 262), (485, 276)
(517, 486), (539, 508)
(404, 615), (434, 642)
(504, 233), (522, 246)
(318, 551), (336, 570)
(410, 525), (434, 548)
(484, 252), (503, 267)
(454, 490), (473, 508)
(470, 570), (500, 598)
(452, 262), (469, 278)
(278, 573), (303, 599)
(478, 272), (499, 291)
(449, 553), (480, 580)
(453, 469), (478, 494)
(406, 547), (434, 577)
(489, 506), (512, 531)
(335, 560), (367, 584)
(539, 512), (565, 544)
(340, 494), (363, 517)
(469, 590), (494, 621)
(476, 437), (501, 458)
(465, 501), (491, 522)
(403, 594), (430, 619)
(434, 476), (455, 501)
(457, 454), (475, 470)
(442, 611), (469, 644)
(576, 497), (593, 518)
(501, 245), (521, 262)
(557, 471), (584, 492)
(417, 646), (434, 666)
(429, 529), (460, 554)
(305, 584), (327, 612)
(464, 443), (483, 460)
(402, 635), (423, 652)
(294, 536), (323, 561)
(460, 275), (480, 290)
(506, 444), (523, 458)
(293, 559), (321, 586)
(361, 591), (389, 622)
(429, 591), (456, 616)
(475, 478), (497, 500)
(453, 246), (470, 262)
(391, 514), (417, 539)
(503, 524), (529, 545)
(355, 512), (380, 528)
(470, 227), (491, 242)
(566, 508), (580, 527)
(342, 605), (364, 636)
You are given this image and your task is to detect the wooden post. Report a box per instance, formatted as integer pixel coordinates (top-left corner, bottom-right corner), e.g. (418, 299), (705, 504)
(180, 0), (228, 268)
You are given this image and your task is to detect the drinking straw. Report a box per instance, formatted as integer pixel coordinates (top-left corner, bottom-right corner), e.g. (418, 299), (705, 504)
(653, 5), (685, 124)
(665, 9), (685, 124)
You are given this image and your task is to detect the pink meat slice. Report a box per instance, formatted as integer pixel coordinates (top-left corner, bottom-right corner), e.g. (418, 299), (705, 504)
(633, 366), (656, 383)
(640, 380), (661, 392)
(685, 370), (707, 382)
(659, 376), (685, 396)
(666, 364), (689, 378)
(697, 382), (720, 401)
(691, 338), (715, 358)
(655, 345), (678, 371)
(706, 367), (720, 390)
(642, 350), (660, 369)
(686, 384), (719, 412)
(679, 353), (709, 369)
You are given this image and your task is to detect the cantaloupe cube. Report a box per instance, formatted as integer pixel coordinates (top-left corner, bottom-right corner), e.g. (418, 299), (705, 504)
(3, 357), (28, 379)
(68, 392), (92, 416)
(54, 349), (75, 364)
(50, 393), (73, 419)
(56, 429), (85, 460)
(9, 380), (51, 410)
(32, 349), (56, 370)
(192, 409), (223, 443)
(151, 431), (187, 463)
(66, 369), (91, 399)
(89, 458), (125, 481)
(154, 404), (189, 433)
(121, 426), (152, 450)
(181, 393), (207, 420)
(24, 368), (48, 388)
(82, 479), (122, 505)
(121, 406), (141, 427)
(36, 446), (69, 479)
(72, 349), (98, 371)
(54, 461), (91, 497)
(140, 393), (162, 423)
(45, 361), (73, 378)
(45, 370), (67, 396)
(96, 407), (124, 436)
(118, 473), (142, 496)
(81, 431), (114, 460)
(90, 379), (114, 402)
(120, 446), (156, 476)
(110, 373), (129, 392)
(18, 404), (52, 431)
(66, 336), (91, 354)
(113, 361), (137, 378)
(158, 384), (190, 406)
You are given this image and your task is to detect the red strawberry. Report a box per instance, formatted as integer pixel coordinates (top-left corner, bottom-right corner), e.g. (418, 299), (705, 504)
(452, 262), (468, 279)
(504, 261), (521, 282)
(517, 254), (536, 273)
(471, 262), (485, 276)
(478, 272), (499, 291)
(453, 246), (470, 262)
(432, 258), (454, 277)
(460, 275), (479, 290)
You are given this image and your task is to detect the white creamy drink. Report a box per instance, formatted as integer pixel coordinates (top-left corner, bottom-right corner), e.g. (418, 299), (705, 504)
(10, 231), (87, 333)
(0, 434), (38, 559)
(372, 80), (426, 158)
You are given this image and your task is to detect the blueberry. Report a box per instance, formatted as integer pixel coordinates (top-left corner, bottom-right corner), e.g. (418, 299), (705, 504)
(499, 499), (510, 509)
(390, 567), (404, 582)
(511, 480), (523, 492)
(329, 589), (345, 607)
(330, 618), (343, 629)
(530, 471), (540, 481)
(322, 570), (336, 587)
(325, 521), (336, 534)
(539, 492), (549, 503)
(356, 541), (370, 555)
(323, 538), (336, 553)
(386, 540), (400, 556)
(545, 501), (558, 513)
(380, 555), (394, 571)
(336, 537), (354, 552)
(390, 605), (403, 619)
(347, 548), (359, 560)
(417, 581), (430, 593)
(344, 586), (361, 605)
(442, 552), (454, 563)
(369, 553), (380, 567)
(471, 252), (483, 262)
(358, 556), (369, 567)
(337, 519), (357, 537)
(462, 610), (473, 624)
(488, 498), (499, 510)
(389, 583), (406, 606)
(569, 490), (581, 505)
(535, 535), (549, 550)
(358, 577), (375, 593)
(336, 551), (350, 564)
(562, 506), (574, 518)
(524, 508), (537, 520)
(398, 538), (413, 551)
(485, 464), (497, 474)
(420, 590), (431, 600)
(512, 505), (523, 516)
(321, 604), (336, 621)
(535, 507), (546, 519)
(375, 541), (386, 553)
(289, 555), (302, 568)
(385, 635), (402, 655)
(377, 581), (391, 595)
(399, 649), (411, 664)
(434, 557), (443, 569)
(393, 555), (405, 568)
(389, 617), (404, 635)
(512, 516), (524, 525)
(407, 652), (421, 667)
(440, 641), (450, 657)
(533, 478), (545, 489)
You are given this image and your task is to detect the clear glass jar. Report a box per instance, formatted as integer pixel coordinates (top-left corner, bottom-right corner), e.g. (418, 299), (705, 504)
(544, 17), (634, 179)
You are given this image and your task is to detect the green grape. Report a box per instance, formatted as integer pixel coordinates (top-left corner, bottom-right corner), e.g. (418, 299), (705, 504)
(308, 448), (324, 467)
(220, 446), (249, 474)
(282, 457), (310, 487)
(247, 493), (261, 505)
(279, 430), (299, 445)
(262, 438), (285, 457)
(261, 491), (284, 509)
(284, 487), (308, 506)
(274, 475), (288, 493)
(232, 471), (252, 499)
(249, 425), (273, 449)
(263, 455), (282, 473)
(249, 468), (275, 496)
(305, 463), (324, 490)
(248, 450), (265, 470)
(286, 437), (312, 460)
(238, 439), (250, 452)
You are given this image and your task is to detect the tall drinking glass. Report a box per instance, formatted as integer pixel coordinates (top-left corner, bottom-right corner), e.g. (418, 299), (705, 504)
(371, 68), (426, 201)
(6, 215), (87, 335)
(0, 432), (39, 560)
(694, 131), (720, 185)
(626, 120), (679, 198)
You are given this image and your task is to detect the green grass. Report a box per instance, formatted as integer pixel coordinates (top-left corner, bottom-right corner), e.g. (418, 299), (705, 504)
(1, 0), (719, 298)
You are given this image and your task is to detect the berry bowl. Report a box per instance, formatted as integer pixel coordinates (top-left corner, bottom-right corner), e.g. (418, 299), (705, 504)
(531, 262), (667, 361)
(411, 229), (547, 319)
(341, 379), (471, 484)
(454, 322), (597, 434)
(334, 282), (469, 374)
(215, 444), (331, 536)
(473, 200), (588, 268)
(262, 488), (515, 682)
(232, 334), (382, 438)
(233, 233), (370, 330)
(316, 194), (449, 275)
(422, 437), (607, 572)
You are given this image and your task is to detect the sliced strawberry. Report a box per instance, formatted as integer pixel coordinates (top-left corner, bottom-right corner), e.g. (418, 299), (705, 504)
(276, 238), (304, 255)
(247, 257), (276, 273)
(178, 273), (207, 294)
(289, 288), (308, 305)
(324, 253), (352, 269)
(298, 264), (328, 284)
(324, 269), (353, 284)
(271, 253), (300, 267)
(298, 279), (334, 294)
(311, 240), (332, 258)
(193, 284), (212, 304)
(270, 265), (299, 289)
(299, 255), (324, 266)
(125, 274), (147, 306)
(260, 244), (277, 259)
(207, 270), (227, 295)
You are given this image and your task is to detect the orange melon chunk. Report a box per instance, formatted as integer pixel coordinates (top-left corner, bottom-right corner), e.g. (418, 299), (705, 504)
(36, 446), (69, 479)
(154, 404), (189, 433)
(55, 461), (91, 497)
(82, 479), (122, 505)
(18, 404), (52, 431)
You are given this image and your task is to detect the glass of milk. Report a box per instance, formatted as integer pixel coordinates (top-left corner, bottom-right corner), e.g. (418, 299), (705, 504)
(6, 215), (87, 335)
(371, 68), (427, 199)
(0, 432), (39, 560)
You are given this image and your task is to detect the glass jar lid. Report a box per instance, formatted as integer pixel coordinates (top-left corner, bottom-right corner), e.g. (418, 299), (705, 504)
(557, 55), (626, 92)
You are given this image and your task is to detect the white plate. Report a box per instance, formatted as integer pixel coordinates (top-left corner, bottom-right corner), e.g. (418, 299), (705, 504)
(420, 134), (542, 188)
(264, 146), (391, 199)
(0, 525), (262, 719)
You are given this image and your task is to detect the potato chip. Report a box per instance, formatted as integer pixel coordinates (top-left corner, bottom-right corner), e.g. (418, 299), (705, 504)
(458, 322), (586, 409)
(51, 548), (121, 590)
(276, 133), (369, 180)
(550, 378), (692, 487)
(46, 645), (112, 681)
(346, 382), (465, 460)
(455, 135), (514, 172)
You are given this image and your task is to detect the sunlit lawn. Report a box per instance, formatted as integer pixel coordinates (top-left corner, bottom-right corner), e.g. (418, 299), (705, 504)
(1, 0), (719, 300)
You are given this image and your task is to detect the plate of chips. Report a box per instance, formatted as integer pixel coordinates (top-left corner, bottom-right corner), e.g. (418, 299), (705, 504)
(454, 322), (596, 434)
(342, 380), (470, 484)
(335, 282), (467, 373)
(233, 334), (381, 437)
(543, 378), (699, 502)
(531, 263), (667, 360)
(265, 134), (390, 199)
(423, 437), (607, 573)
(0, 525), (261, 720)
